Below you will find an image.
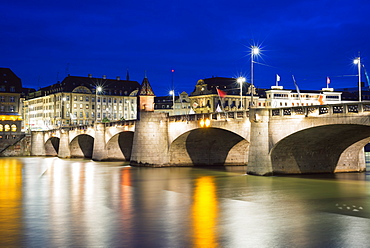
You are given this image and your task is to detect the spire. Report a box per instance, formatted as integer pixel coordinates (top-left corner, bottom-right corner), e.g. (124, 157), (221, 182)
(138, 77), (155, 96)
(126, 68), (130, 81)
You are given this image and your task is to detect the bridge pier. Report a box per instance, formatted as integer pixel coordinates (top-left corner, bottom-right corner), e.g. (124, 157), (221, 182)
(92, 123), (108, 161)
(31, 131), (46, 156)
(247, 108), (273, 176)
(58, 129), (71, 158)
(130, 112), (170, 166)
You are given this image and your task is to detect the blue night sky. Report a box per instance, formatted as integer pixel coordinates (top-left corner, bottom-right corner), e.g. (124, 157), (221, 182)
(2, 0), (370, 96)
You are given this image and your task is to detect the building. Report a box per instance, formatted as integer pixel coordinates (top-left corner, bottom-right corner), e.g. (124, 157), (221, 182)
(190, 77), (258, 114)
(0, 68), (28, 151)
(265, 86), (342, 107)
(189, 76), (343, 113)
(23, 74), (140, 130)
(154, 91), (191, 115)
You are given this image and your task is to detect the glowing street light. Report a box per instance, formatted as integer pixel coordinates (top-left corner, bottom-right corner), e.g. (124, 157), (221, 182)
(169, 90), (175, 114)
(95, 86), (103, 123)
(250, 45), (260, 107)
(353, 57), (361, 102)
(237, 77), (246, 109)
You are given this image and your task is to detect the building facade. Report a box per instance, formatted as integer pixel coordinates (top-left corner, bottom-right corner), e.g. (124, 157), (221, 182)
(154, 91), (191, 115)
(0, 68), (27, 151)
(23, 74), (140, 130)
(189, 77), (342, 113)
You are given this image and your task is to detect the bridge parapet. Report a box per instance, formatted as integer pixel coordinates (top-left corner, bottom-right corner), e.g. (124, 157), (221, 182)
(270, 102), (370, 117)
(168, 111), (249, 123)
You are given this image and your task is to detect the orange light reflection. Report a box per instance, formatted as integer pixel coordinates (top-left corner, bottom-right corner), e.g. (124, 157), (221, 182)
(192, 176), (218, 248)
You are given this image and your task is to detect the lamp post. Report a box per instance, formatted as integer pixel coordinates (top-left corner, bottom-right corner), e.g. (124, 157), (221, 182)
(353, 57), (361, 102)
(237, 77), (246, 109)
(169, 90), (175, 115)
(250, 46), (260, 107)
(95, 86), (102, 123)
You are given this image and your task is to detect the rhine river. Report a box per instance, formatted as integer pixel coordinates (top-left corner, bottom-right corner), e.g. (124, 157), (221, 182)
(1, 157), (370, 247)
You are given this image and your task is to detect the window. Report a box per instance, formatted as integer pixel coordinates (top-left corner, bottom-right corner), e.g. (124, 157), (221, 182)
(11, 124), (17, 132)
(80, 96), (83, 101)
(80, 104), (83, 109)
(86, 104), (89, 109)
(4, 124), (10, 132)
(86, 112), (89, 118)
(10, 97), (15, 102)
(10, 87), (15, 92)
(0, 124), (3, 131)
(80, 112), (83, 118)
(86, 96), (89, 101)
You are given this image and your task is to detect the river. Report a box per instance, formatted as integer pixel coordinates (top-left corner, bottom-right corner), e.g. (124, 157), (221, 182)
(1, 157), (370, 247)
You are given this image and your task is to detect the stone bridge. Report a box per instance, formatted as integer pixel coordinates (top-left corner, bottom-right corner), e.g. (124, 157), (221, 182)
(31, 102), (370, 175)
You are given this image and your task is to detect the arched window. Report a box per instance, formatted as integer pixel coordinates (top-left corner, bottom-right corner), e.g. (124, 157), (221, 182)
(4, 124), (10, 132)
(11, 124), (17, 132)
(0, 124), (3, 132)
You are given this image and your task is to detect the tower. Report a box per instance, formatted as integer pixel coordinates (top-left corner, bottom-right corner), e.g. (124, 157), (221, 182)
(137, 76), (155, 113)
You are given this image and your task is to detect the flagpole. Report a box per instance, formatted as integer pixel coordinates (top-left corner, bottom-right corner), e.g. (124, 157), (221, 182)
(292, 75), (302, 106)
(216, 87), (227, 116)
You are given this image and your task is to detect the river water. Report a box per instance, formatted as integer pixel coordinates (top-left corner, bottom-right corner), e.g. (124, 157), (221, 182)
(1, 157), (370, 247)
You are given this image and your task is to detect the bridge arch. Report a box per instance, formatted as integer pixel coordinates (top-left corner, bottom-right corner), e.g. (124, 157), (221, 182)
(106, 131), (134, 161)
(270, 124), (370, 174)
(169, 127), (248, 166)
(45, 137), (60, 156)
(70, 134), (94, 158)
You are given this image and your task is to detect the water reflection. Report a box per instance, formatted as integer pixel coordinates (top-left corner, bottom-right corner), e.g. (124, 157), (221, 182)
(192, 176), (218, 247)
(0, 159), (22, 247)
(1, 157), (370, 247)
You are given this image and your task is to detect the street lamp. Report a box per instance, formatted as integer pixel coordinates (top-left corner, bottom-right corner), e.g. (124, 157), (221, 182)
(250, 45), (260, 107)
(95, 86), (102, 123)
(169, 90), (175, 114)
(237, 77), (246, 109)
(353, 57), (361, 102)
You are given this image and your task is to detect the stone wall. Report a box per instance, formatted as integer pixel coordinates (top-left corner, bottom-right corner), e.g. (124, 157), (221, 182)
(0, 134), (31, 157)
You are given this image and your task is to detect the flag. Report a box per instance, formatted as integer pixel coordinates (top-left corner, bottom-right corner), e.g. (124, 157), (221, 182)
(318, 95), (325, 105)
(276, 74), (280, 82)
(217, 88), (227, 98)
(326, 77), (330, 87)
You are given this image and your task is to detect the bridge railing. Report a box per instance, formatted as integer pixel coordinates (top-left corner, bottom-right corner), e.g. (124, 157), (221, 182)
(270, 102), (370, 117)
(168, 111), (249, 122)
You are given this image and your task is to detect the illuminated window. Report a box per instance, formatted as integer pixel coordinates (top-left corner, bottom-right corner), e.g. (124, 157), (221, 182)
(4, 124), (10, 132)
(0, 124), (3, 131)
(11, 124), (16, 132)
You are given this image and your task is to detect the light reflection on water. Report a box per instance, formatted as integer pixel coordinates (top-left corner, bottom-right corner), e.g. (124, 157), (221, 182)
(0, 157), (370, 247)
